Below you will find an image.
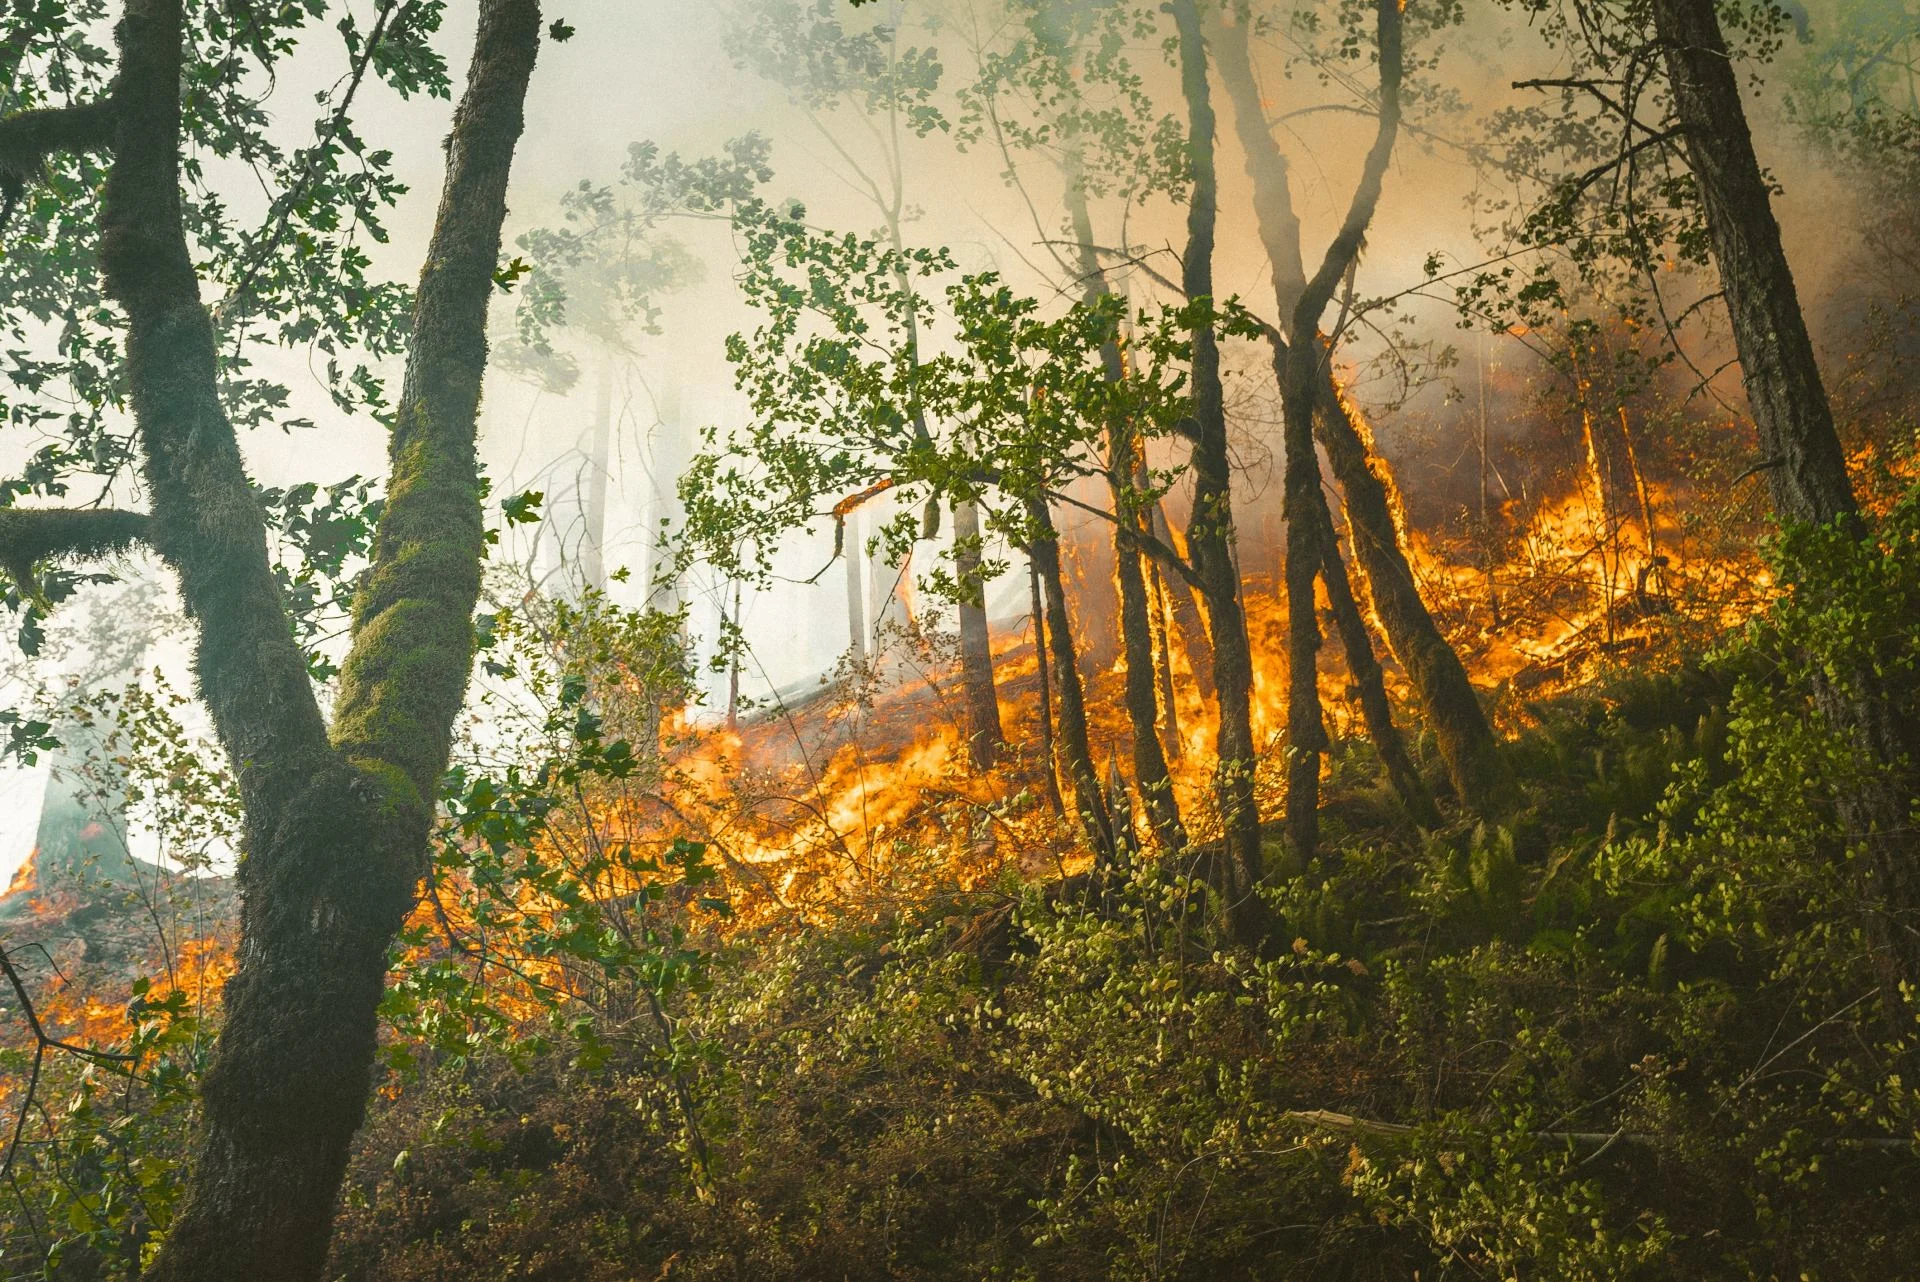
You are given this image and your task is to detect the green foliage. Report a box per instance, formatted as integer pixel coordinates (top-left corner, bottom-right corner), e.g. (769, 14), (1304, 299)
(384, 588), (713, 1103)
(0, 0), (448, 503)
(677, 187), (1252, 601)
(724, 0), (948, 138)
(256, 475), (386, 681)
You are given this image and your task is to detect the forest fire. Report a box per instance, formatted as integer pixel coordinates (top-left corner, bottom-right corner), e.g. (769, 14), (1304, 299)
(7, 0), (1920, 1277)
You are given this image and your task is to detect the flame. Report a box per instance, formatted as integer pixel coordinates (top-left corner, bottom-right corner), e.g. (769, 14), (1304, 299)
(4, 849), (37, 898)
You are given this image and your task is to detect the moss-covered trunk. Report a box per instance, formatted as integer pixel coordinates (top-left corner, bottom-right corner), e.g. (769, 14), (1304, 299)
(99, 2), (543, 1277)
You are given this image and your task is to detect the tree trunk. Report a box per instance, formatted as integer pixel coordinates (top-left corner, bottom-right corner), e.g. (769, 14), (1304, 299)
(1211, 5), (1428, 836)
(1653, 0), (1920, 1003)
(1171, 0), (1264, 938)
(1281, 404), (1330, 859)
(726, 579), (743, 732)
(1065, 162), (1187, 853)
(1027, 496), (1116, 861)
(1149, 496), (1215, 702)
(1651, 0), (1858, 528)
(577, 354), (614, 593)
(1148, 559), (1184, 762)
(1110, 478), (1188, 853)
(1029, 555), (1067, 817)
(1213, 2), (1511, 817)
(109, 3), (542, 1278)
(1313, 370), (1515, 810)
(1312, 494), (1437, 825)
(1278, 0), (1403, 864)
(844, 505), (868, 663)
(953, 498), (1004, 769)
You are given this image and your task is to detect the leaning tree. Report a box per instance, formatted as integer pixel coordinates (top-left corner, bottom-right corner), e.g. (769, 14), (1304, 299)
(0, 0), (545, 1275)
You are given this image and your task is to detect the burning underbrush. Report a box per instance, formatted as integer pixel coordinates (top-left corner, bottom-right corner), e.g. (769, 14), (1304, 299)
(325, 461), (1920, 1282)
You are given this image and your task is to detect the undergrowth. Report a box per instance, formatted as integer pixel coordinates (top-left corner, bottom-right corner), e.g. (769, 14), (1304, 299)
(325, 497), (1920, 1282)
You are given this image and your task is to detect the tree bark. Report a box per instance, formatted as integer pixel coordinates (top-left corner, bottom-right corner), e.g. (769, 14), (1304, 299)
(1148, 495), (1216, 702)
(1653, 0), (1920, 1003)
(1027, 496), (1116, 862)
(98, 2), (543, 1278)
(1279, 0), (1403, 863)
(1029, 555), (1067, 817)
(1213, 3), (1508, 817)
(1065, 162), (1187, 853)
(1170, 0), (1264, 938)
(1311, 490), (1438, 825)
(1652, 0), (1857, 528)
(844, 505), (868, 663)
(1147, 557), (1185, 761)
(1313, 370), (1516, 811)
(1210, 5), (1429, 830)
(953, 498), (1005, 769)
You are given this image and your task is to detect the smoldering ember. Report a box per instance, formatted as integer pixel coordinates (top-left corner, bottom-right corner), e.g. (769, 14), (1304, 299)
(1, 0), (1918, 1277)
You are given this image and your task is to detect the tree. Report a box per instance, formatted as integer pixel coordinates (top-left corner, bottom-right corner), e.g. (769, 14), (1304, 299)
(1211, 0), (1499, 819)
(677, 192), (1210, 860)
(0, 0), (544, 1274)
(1275, 0), (1408, 859)
(1649, 0), (1920, 1007)
(494, 158), (705, 599)
(1480, 0), (1920, 1009)
(725, 0), (1006, 766)
(955, 0), (1192, 851)
(1169, 0), (1266, 936)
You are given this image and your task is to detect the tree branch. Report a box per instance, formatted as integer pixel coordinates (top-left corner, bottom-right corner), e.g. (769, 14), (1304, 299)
(0, 97), (117, 226)
(0, 506), (149, 600)
(330, 0), (543, 800)
(0, 507), (149, 566)
(0, 98), (117, 178)
(101, 0), (338, 808)
(1285, 1108), (1914, 1152)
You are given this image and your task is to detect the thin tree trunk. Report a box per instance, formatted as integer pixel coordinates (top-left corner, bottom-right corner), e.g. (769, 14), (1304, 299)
(1654, 0), (1920, 1004)
(113, 2), (542, 1277)
(1213, 3), (1512, 817)
(1312, 496), (1437, 824)
(1280, 394), (1331, 860)
(1279, 0), (1403, 863)
(1027, 496), (1116, 861)
(1148, 559), (1184, 762)
(845, 506), (868, 663)
(953, 498), (1004, 768)
(1171, 0), (1264, 938)
(1313, 370), (1515, 810)
(1110, 477), (1188, 852)
(726, 579), (742, 732)
(1029, 553), (1066, 817)
(578, 355), (613, 593)
(1065, 161), (1186, 853)
(1477, 333), (1504, 627)
(1149, 496), (1215, 701)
